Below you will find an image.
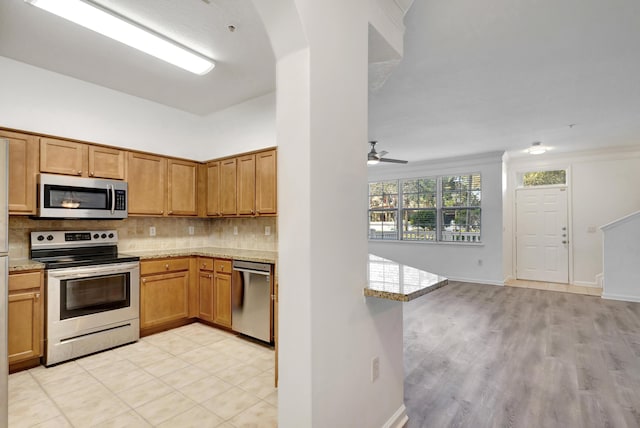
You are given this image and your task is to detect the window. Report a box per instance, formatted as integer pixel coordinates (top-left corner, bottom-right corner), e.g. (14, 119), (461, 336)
(368, 173), (481, 243)
(522, 170), (566, 186)
(368, 180), (399, 240)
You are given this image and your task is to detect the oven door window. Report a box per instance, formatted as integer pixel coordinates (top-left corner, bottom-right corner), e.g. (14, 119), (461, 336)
(45, 184), (109, 210)
(60, 273), (130, 319)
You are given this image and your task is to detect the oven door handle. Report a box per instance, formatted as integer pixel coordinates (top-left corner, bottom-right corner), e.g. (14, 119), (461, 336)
(48, 263), (139, 280)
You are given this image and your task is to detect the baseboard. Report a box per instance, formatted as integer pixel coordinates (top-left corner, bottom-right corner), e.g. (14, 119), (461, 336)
(382, 404), (408, 428)
(446, 275), (504, 286)
(572, 280), (601, 288)
(601, 292), (640, 303)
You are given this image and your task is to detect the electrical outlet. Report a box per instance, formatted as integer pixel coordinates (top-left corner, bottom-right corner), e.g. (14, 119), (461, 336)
(371, 356), (380, 382)
(188, 226), (195, 235)
(265, 226), (271, 236)
(149, 226), (156, 237)
(233, 226), (238, 235)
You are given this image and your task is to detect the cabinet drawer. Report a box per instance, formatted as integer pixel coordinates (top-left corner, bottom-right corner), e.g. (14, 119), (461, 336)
(198, 257), (214, 271)
(9, 271), (42, 292)
(214, 259), (232, 274)
(141, 258), (190, 275)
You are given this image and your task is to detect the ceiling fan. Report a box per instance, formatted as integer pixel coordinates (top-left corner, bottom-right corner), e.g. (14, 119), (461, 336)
(367, 141), (408, 165)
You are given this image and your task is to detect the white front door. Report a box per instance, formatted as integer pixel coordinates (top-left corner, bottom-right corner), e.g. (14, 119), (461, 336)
(516, 187), (569, 283)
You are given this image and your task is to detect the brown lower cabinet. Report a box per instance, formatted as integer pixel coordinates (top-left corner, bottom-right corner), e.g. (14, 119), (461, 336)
(140, 258), (191, 332)
(8, 270), (44, 371)
(198, 257), (232, 328)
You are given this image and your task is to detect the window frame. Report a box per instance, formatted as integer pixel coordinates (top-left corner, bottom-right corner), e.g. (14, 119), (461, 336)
(368, 173), (482, 244)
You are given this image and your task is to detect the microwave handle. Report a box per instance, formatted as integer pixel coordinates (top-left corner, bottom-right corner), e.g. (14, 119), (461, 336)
(109, 184), (115, 214)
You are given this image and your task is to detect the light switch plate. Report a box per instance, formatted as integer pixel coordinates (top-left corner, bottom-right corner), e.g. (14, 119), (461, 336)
(265, 226), (271, 236)
(188, 226), (195, 235)
(149, 226), (156, 237)
(233, 226), (238, 235)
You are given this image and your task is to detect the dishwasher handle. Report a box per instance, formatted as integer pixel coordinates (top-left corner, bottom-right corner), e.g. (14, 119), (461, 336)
(233, 267), (270, 276)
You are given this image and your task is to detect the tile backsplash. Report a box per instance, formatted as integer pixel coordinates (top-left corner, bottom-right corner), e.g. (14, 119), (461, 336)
(9, 216), (277, 259)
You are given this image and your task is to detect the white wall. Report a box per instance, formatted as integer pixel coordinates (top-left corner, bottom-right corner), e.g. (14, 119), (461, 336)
(256, 0), (406, 426)
(506, 146), (640, 286)
(0, 56), (275, 160)
(601, 211), (640, 302)
(368, 152), (504, 285)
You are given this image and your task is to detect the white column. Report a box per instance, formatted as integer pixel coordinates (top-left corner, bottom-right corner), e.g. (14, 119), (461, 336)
(255, 1), (406, 426)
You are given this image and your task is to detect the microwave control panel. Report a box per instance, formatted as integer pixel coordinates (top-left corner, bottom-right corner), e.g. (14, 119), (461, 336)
(115, 190), (126, 210)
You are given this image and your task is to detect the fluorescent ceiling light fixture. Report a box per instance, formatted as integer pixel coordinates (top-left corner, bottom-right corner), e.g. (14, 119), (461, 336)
(25, 0), (215, 75)
(527, 141), (547, 155)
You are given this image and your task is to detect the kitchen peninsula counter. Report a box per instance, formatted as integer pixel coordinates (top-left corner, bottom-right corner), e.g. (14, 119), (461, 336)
(365, 254), (448, 302)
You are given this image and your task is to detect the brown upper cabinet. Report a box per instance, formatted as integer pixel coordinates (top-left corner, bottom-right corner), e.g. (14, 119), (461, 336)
(205, 161), (221, 216)
(127, 152), (167, 216)
(168, 159), (198, 216)
(205, 149), (277, 218)
(237, 154), (256, 216)
(1, 130), (39, 215)
(40, 137), (125, 179)
(127, 152), (198, 217)
(220, 158), (237, 216)
(256, 149), (277, 215)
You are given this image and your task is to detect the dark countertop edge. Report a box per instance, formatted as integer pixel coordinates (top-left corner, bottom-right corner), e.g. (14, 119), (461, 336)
(364, 278), (449, 302)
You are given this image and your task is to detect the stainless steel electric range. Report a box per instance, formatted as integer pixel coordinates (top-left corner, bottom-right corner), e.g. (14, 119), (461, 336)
(30, 230), (140, 366)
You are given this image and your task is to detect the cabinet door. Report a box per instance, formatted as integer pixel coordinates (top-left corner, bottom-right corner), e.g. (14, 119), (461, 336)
(1, 130), (39, 215)
(40, 138), (87, 176)
(198, 271), (214, 322)
(256, 149), (277, 215)
(237, 154), (256, 216)
(140, 271), (189, 329)
(88, 145), (125, 179)
(127, 152), (167, 215)
(8, 291), (41, 363)
(214, 273), (232, 327)
(220, 158), (237, 215)
(206, 161), (221, 216)
(168, 159), (198, 216)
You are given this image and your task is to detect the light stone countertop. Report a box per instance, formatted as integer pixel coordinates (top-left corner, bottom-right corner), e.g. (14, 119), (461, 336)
(365, 254), (448, 302)
(8, 247), (276, 272)
(122, 247), (277, 264)
(8, 257), (45, 272)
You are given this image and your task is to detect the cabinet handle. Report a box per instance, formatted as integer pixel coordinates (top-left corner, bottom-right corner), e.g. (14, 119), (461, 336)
(142, 278), (146, 283)
(202, 263), (206, 268)
(89, 171), (94, 176)
(35, 293), (40, 300)
(208, 274), (212, 278)
(77, 170), (82, 175)
(217, 212), (221, 216)
(165, 264), (169, 269)
(160, 210), (164, 214)
(168, 211), (173, 214)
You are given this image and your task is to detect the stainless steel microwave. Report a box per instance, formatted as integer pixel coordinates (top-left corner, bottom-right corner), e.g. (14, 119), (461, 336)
(37, 173), (128, 219)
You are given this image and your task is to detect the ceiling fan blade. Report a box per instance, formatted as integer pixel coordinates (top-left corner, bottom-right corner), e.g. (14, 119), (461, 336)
(379, 157), (408, 164)
(378, 150), (388, 157)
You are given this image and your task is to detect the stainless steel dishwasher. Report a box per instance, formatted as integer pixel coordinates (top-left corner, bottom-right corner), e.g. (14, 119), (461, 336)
(232, 260), (273, 343)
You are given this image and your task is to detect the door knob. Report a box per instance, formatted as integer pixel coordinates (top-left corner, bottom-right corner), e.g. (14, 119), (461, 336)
(562, 240), (568, 244)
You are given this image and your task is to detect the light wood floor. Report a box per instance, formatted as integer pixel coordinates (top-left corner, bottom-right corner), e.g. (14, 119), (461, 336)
(403, 281), (640, 428)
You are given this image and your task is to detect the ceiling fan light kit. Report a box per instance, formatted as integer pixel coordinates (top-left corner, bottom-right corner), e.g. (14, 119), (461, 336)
(367, 141), (408, 165)
(24, 0), (216, 75)
(527, 141), (547, 155)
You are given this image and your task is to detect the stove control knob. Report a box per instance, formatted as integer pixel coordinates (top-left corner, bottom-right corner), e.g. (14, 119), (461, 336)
(47, 235), (54, 241)
(101, 233), (107, 239)
(108, 233), (114, 239)
(93, 234), (99, 239)
(37, 235), (45, 241)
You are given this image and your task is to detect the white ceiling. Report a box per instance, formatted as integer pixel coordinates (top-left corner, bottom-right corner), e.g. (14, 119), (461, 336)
(369, 0), (640, 161)
(2, 0), (640, 161)
(0, 0), (275, 116)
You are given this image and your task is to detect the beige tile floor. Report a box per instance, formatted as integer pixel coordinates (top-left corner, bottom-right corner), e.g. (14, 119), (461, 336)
(8, 323), (277, 427)
(505, 278), (603, 296)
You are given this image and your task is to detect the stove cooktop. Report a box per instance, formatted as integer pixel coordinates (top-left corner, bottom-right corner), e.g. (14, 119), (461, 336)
(30, 229), (139, 269)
